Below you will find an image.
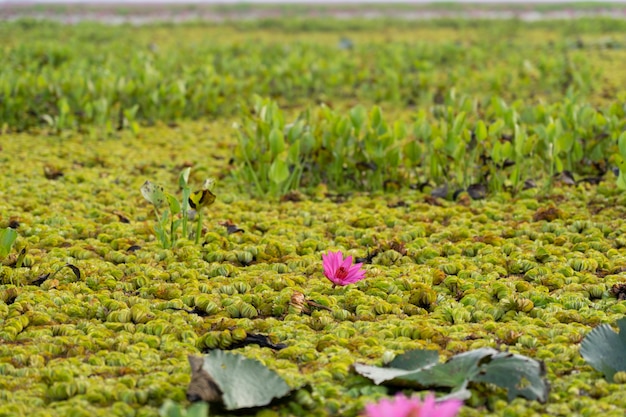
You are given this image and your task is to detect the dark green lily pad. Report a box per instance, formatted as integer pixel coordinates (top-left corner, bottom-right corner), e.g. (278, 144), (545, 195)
(388, 349), (439, 370)
(580, 318), (626, 382)
(355, 348), (549, 403)
(473, 351), (548, 402)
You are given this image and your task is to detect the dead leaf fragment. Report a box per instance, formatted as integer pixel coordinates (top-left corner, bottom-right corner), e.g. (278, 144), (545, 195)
(610, 284), (626, 301)
(220, 220), (244, 235)
(187, 355), (222, 403)
(43, 164), (64, 180)
(533, 206), (563, 222)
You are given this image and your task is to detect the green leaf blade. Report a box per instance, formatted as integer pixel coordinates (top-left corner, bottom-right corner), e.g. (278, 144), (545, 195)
(0, 228), (17, 259)
(618, 132), (626, 159)
(268, 158), (289, 185)
(166, 194), (181, 215)
(178, 168), (191, 187)
(399, 348), (490, 389)
(475, 120), (487, 141)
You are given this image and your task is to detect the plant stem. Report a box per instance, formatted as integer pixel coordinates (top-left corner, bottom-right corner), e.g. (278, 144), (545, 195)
(154, 207), (170, 248)
(195, 210), (203, 245)
(238, 132), (265, 196)
(182, 186), (190, 238)
(154, 207), (162, 225)
(170, 218), (176, 247)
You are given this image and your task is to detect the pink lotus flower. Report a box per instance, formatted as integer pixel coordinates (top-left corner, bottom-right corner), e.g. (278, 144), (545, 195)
(364, 393), (462, 417)
(322, 250), (365, 286)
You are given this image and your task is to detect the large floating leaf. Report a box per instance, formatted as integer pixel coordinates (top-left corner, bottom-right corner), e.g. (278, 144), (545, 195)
(355, 348), (549, 403)
(473, 351), (548, 402)
(389, 349), (439, 370)
(580, 318), (626, 382)
(354, 349), (486, 389)
(404, 349), (489, 389)
(188, 351), (292, 410)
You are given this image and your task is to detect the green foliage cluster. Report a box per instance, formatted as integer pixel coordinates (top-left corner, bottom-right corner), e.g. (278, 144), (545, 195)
(235, 95), (625, 196)
(9, 2), (626, 17)
(0, 19), (618, 132)
(234, 97), (410, 197)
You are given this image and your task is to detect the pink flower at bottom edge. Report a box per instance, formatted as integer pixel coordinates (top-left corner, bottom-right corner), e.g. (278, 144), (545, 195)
(322, 250), (365, 286)
(364, 393), (462, 417)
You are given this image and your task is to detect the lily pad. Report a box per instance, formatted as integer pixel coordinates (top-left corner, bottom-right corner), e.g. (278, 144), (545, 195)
(473, 351), (549, 402)
(388, 349), (439, 370)
(355, 348), (549, 403)
(580, 318), (626, 382)
(188, 351), (292, 410)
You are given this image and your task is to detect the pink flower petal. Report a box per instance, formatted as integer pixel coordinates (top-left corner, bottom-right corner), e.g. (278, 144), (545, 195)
(322, 253), (333, 279)
(349, 262), (365, 274)
(332, 251), (342, 272)
(323, 251), (341, 279)
(340, 255), (353, 270)
(342, 270), (364, 284)
(328, 252), (339, 271)
(364, 394), (422, 417)
(364, 393), (462, 417)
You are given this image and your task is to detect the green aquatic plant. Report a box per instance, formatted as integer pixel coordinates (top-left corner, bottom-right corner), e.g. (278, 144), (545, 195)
(2, 18), (612, 133)
(234, 96), (306, 199)
(141, 168), (216, 248)
(0, 228), (25, 282)
(159, 400), (208, 417)
(234, 98), (410, 197)
(234, 94), (626, 197)
(0, 228), (17, 260)
(616, 132), (626, 190)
